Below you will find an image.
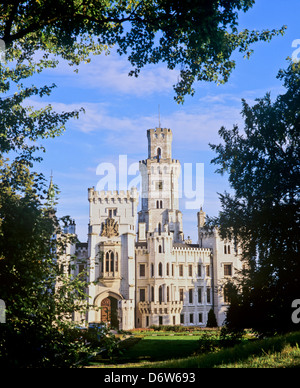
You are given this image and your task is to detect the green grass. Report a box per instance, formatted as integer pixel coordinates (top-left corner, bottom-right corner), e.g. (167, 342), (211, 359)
(88, 331), (300, 368)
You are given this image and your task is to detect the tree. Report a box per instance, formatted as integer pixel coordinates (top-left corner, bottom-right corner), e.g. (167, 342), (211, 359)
(207, 308), (218, 328)
(209, 60), (300, 335)
(0, 1), (287, 365)
(0, 0), (286, 103)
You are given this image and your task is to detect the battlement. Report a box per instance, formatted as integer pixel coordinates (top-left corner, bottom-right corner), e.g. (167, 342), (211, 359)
(147, 128), (172, 136)
(88, 187), (138, 201)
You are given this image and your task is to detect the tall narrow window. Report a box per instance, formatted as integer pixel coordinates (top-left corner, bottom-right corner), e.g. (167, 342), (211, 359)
(179, 288), (184, 302)
(167, 286), (170, 302)
(159, 286), (163, 303)
(158, 262), (163, 277)
(179, 264), (184, 277)
(151, 263), (154, 277)
(158, 245), (162, 253)
(110, 252), (114, 272)
(151, 286), (154, 302)
(198, 288), (202, 304)
(158, 223), (161, 235)
(189, 289), (193, 304)
(140, 264), (145, 277)
(157, 147), (161, 162)
(160, 200), (163, 209)
(105, 252), (110, 272)
(115, 253), (118, 272)
(166, 263), (169, 276)
(207, 287), (211, 304)
(197, 264), (202, 277)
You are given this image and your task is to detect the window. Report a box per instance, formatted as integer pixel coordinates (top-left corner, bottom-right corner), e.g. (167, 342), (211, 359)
(198, 313), (203, 323)
(228, 245), (231, 254)
(180, 314), (184, 324)
(179, 264), (184, 277)
(158, 223), (161, 235)
(206, 265), (210, 277)
(105, 252), (110, 272)
(160, 200), (163, 209)
(189, 289), (193, 304)
(198, 287), (202, 304)
(108, 208), (117, 218)
(197, 264), (202, 277)
(179, 288), (184, 302)
(105, 251), (115, 273)
(158, 262), (163, 277)
(166, 263), (169, 276)
(207, 287), (211, 304)
(110, 252), (114, 272)
(155, 181), (163, 190)
(167, 286), (169, 302)
(172, 264), (174, 277)
(151, 263), (154, 277)
(151, 286), (154, 302)
(159, 316), (163, 325)
(140, 289), (145, 302)
(158, 244), (162, 253)
(146, 316), (149, 327)
(115, 253), (118, 272)
(139, 264), (145, 277)
(159, 286), (163, 303)
(157, 148), (161, 162)
(224, 264), (232, 277)
(188, 264), (193, 277)
(190, 314), (194, 324)
(224, 245), (227, 254)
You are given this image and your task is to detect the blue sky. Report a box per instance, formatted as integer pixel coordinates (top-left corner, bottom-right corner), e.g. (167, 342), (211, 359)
(29, 0), (299, 243)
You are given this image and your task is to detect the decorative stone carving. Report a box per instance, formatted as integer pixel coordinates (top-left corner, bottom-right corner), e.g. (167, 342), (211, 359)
(101, 217), (119, 238)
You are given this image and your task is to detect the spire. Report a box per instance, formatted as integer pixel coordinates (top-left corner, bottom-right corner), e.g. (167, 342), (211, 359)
(47, 171), (56, 208)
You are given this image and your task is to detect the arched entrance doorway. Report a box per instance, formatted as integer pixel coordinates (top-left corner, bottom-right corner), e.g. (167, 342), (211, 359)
(100, 296), (119, 329)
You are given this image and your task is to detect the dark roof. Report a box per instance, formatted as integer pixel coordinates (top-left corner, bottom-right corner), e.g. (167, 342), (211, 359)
(173, 242), (201, 249)
(76, 242), (88, 249)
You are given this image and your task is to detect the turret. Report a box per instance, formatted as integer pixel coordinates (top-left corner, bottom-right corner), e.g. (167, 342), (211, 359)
(147, 128), (173, 161)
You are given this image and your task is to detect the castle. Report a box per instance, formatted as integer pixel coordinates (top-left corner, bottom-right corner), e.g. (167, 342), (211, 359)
(65, 128), (243, 329)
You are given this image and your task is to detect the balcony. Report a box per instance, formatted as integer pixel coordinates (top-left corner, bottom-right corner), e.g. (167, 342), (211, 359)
(138, 300), (183, 315)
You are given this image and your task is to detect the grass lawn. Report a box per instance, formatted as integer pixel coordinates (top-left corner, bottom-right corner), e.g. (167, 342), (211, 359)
(88, 331), (300, 368)
(121, 335), (202, 362)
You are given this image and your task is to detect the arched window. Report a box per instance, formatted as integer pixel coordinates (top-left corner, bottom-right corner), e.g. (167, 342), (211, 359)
(156, 200), (159, 209)
(110, 252), (114, 272)
(158, 262), (163, 277)
(159, 286), (163, 303)
(105, 251), (115, 273)
(160, 200), (163, 209)
(157, 147), (161, 162)
(105, 252), (110, 272)
(158, 245), (162, 253)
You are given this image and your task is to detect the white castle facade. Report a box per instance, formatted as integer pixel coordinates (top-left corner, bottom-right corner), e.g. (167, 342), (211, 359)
(66, 128), (243, 330)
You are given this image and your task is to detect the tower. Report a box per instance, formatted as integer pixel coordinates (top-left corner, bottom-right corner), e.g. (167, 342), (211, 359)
(87, 187), (138, 330)
(138, 128), (183, 243)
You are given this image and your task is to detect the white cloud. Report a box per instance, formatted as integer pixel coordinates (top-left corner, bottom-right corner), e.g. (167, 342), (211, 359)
(45, 50), (179, 97)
